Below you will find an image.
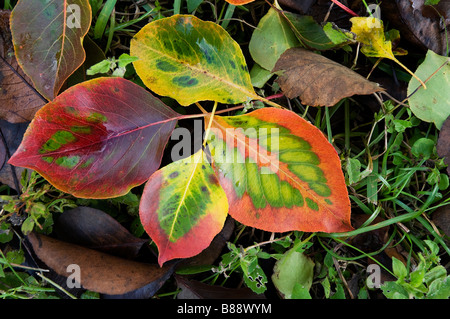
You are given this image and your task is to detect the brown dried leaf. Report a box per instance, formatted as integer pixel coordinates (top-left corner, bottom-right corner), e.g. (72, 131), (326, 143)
(0, 120), (28, 190)
(437, 116), (450, 175)
(175, 275), (266, 299)
(273, 48), (384, 106)
(432, 205), (450, 237)
(27, 232), (174, 297)
(0, 10), (45, 123)
(55, 206), (147, 259)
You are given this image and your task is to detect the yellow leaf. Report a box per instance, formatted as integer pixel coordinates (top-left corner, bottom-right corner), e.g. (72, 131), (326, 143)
(350, 17), (426, 88)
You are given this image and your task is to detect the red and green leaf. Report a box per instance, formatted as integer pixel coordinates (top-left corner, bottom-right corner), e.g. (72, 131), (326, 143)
(206, 107), (352, 233)
(10, 0), (91, 100)
(140, 150), (228, 266)
(9, 77), (180, 198)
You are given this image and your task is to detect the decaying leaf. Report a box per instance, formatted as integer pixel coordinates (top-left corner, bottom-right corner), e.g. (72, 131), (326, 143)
(55, 206), (147, 259)
(437, 116), (450, 175)
(380, 0), (450, 56)
(350, 16), (426, 88)
(10, 0), (92, 100)
(26, 232), (174, 297)
(273, 47), (383, 106)
(0, 120), (28, 190)
(176, 275), (265, 299)
(0, 10), (45, 123)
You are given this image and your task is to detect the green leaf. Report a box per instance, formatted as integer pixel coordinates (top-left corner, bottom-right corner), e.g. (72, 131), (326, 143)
(407, 50), (450, 129)
(427, 275), (450, 299)
(130, 15), (257, 106)
(286, 13), (352, 50)
(249, 7), (299, 72)
(424, 266), (447, 286)
(411, 138), (435, 159)
(381, 281), (409, 299)
(271, 248), (314, 299)
(0, 223), (13, 244)
(392, 257), (408, 280)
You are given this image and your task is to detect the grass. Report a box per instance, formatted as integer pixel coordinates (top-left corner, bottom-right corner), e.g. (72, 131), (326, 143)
(1, 0), (449, 300)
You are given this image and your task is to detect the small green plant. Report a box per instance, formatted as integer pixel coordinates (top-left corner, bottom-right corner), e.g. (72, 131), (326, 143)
(0, 171), (76, 235)
(381, 240), (450, 299)
(214, 241), (271, 294)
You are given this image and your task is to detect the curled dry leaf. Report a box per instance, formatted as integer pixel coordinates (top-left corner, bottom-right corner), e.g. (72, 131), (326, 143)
(27, 232), (174, 297)
(0, 10), (45, 123)
(273, 47), (384, 106)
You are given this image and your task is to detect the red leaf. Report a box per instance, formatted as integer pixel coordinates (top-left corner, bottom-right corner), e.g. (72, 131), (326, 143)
(9, 77), (180, 198)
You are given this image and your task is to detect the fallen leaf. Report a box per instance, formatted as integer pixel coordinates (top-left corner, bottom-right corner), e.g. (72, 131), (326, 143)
(178, 217), (235, 269)
(273, 47), (383, 106)
(224, 0), (255, 5)
(10, 0), (92, 100)
(55, 206), (147, 259)
(380, 0), (449, 56)
(26, 232), (174, 297)
(407, 50), (450, 129)
(350, 16), (425, 88)
(249, 7), (300, 72)
(175, 275), (265, 299)
(8, 77), (180, 199)
(431, 205), (450, 237)
(206, 107), (353, 233)
(0, 120), (28, 190)
(139, 150), (229, 266)
(0, 10), (45, 123)
(278, 0), (316, 14)
(130, 14), (257, 106)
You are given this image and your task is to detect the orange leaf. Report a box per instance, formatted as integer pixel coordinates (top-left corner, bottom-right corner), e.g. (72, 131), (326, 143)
(205, 107), (353, 233)
(224, 0), (255, 5)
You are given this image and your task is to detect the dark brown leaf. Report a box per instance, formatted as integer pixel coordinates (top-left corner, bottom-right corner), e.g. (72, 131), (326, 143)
(278, 0), (316, 14)
(273, 48), (384, 106)
(0, 10), (45, 123)
(380, 0), (450, 56)
(175, 275), (266, 299)
(27, 232), (174, 297)
(0, 119), (28, 190)
(55, 206), (147, 259)
(437, 116), (450, 175)
(432, 204), (450, 237)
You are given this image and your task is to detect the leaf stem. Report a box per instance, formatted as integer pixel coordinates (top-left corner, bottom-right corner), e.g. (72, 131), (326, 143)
(393, 57), (427, 89)
(202, 101), (218, 148)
